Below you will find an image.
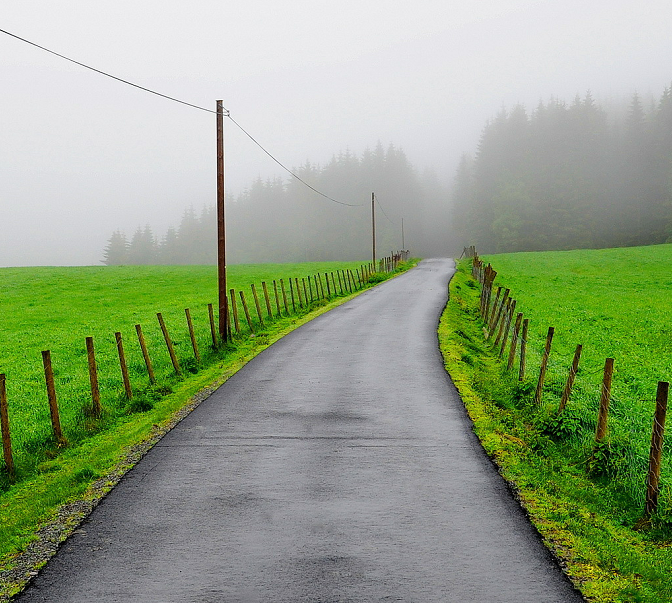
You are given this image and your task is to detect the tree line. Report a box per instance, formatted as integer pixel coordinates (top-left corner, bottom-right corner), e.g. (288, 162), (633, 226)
(103, 206), (216, 266)
(452, 87), (672, 253)
(102, 143), (451, 265)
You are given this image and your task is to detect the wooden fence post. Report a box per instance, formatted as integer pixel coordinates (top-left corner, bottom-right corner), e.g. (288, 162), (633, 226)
(207, 303), (218, 349)
(157, 313), (182, 375)
(302, 278), (309, 304)
(479, 264), (488, 316)
(295, 277), (304, 309)
(289, 278), (297, 313)
(337, 271), (344, 295)
(85, 336), (102, 416)
(229, 289), (241, 334)
(250, 285), (265, 328)
(308, 276), (314, 302)
(498, 300), (516, 357)
(239, 290), (255, 332)
(519, 319), (529, 381)
(273, 281), (282, 316)
(495, 299), (514, 350)
(225, 297), (233, 341)
(42, 350), (67, 447)
(595, 358), (615, 443)
(262, 282), (273, 320)
(185, 308), (201, 364)
(488, 288), (510, 339)
(507, 313), (523, 370)
(493, 298), (511, 347)
(559, 344), (582, 413)
(0, 374), (15, 477)
(280, 279), (290, 315)
(115, 332), (133, 399)
(325, 273), (331, 297)
(534, 327), (555, 405)
(645, 381), (669, 517)
(479, 277), (487, 317)
(135, 324), (157, 384)
(488, 287), (502, 330)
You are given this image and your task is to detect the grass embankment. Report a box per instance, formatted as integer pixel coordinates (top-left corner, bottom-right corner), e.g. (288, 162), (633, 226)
(0, 260), (416, 597)
(440, 246), (672, 603)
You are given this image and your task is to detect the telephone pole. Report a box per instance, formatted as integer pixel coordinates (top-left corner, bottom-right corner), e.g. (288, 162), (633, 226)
(401, 217), (405, 250)
(216, 100), (228, 342)
(371, 192), (376, 269)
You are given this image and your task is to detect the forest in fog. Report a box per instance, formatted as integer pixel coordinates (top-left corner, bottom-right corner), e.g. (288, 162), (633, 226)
(103, 143), (451, 265)
(452, 87), (672, 253)
(103, 86), (672, 266)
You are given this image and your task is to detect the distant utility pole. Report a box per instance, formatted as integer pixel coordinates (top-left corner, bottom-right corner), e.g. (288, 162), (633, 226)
(371, 192), (376, 268)
(216, 100), (228, 342)
(401, 218), (405, 250)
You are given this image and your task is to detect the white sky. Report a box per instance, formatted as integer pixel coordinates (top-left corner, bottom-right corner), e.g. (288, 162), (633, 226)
(2, 0), (672, 265)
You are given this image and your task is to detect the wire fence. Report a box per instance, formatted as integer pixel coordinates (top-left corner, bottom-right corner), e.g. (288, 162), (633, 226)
(0, 257), (408, 483)
(468, 248), (669, 520)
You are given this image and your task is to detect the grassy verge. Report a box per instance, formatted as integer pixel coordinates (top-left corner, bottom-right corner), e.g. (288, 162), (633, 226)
(0, 262), (368, 467)
(439, 259), (672, 603)
(0, 259), (416, 599)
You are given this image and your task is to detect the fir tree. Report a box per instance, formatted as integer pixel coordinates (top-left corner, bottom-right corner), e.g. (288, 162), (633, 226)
(102, 230), (128, 265)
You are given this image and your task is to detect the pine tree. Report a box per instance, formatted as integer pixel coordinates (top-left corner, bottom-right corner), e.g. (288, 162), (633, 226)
(127, 225), (156, 265)
(102, 230), (129, 265)
(158, 226), (180, 265)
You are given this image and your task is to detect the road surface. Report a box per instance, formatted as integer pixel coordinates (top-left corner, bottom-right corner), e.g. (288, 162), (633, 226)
(16, 258), (583, 602)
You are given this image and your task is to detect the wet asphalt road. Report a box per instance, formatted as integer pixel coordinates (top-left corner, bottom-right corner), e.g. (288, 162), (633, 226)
(16, 259), (583, 602)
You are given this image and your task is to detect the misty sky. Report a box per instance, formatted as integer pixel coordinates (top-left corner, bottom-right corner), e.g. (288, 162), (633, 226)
(3, 0), (672, 266)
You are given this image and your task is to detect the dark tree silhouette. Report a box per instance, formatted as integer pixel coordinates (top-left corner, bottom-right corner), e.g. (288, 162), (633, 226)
(102, 230), (129, 265)
(452, 87), (672, 253)
(102, 144), (451, 265)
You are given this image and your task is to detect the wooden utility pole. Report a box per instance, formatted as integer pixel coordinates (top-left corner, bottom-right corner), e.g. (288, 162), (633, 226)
(216, 100), (228, 342)
(371, 192), (376, 268)
(401, 217), (405, 250)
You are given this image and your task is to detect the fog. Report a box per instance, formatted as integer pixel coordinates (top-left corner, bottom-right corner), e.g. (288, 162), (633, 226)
(3, 0), (672, 266)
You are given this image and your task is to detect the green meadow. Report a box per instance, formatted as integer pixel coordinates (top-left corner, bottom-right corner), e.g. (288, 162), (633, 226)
(0, 262), (368, 475)
(0, 259), (402, 594)
(483, 244), (672, 506)
(441, 245), (672, 602)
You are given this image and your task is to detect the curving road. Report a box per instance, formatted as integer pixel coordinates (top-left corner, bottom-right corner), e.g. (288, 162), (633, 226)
(16, 259), (583, 602)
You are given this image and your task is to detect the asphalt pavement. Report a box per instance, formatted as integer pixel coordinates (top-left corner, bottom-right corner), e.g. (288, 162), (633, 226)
(15, 258), (584, 602)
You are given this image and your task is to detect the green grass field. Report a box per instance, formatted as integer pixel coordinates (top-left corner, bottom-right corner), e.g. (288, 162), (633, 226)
(440, 245), (672, 602)
(482, 245), (672, 508)
(0, 262), (369, 476)
(1, 260), (412, 595)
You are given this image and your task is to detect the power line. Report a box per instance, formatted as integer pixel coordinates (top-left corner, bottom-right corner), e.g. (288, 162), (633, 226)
(0, 27), (363, 207)
(375, 195), (396, 225)
(0, 28), (219, 114)
(227, 115), (362, 207)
